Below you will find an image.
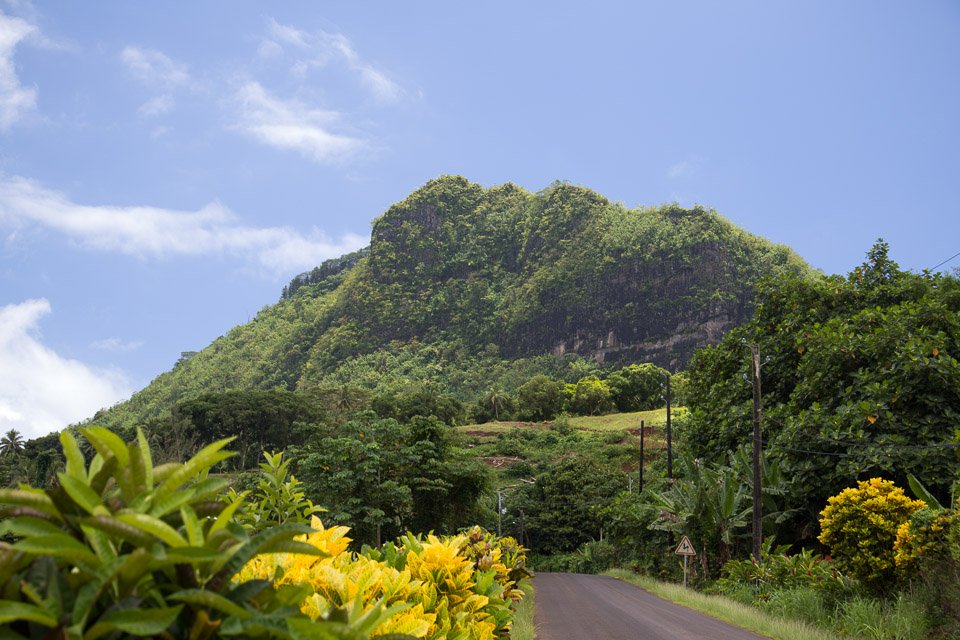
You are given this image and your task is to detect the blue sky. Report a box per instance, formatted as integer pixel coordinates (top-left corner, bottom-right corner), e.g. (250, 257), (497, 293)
(1, 1), (958, 438)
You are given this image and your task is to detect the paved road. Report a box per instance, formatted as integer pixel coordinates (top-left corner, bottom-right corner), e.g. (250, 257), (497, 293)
(534, 573), (766, 640)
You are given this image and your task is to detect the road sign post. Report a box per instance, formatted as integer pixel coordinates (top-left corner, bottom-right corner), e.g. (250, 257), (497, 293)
(674, 535), (697, 588)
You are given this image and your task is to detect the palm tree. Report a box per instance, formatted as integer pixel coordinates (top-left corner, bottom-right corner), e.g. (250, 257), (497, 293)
(0, 429), (25, 457)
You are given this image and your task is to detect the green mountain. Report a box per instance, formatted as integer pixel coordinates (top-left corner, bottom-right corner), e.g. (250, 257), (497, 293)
(94, 176), (812, 429)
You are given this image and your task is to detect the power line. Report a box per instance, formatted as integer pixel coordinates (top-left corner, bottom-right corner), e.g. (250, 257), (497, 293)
(929, 250), (960, 272)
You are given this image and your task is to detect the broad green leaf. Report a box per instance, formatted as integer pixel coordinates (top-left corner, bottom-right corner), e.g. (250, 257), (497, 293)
(0, 516), (61, 538)
(79, 515), (155, 548)
(136, 427), (153, 490)
(209, 492), (248, 534)
(61, 430), (87, 480)
(160, 546), (224, 564)
(181, 505), (203, 546)
(209, 523), (314, 588)
(115, 511), (188, 547)
(71, 556), (126, 628)
(259, 540), (329, 557)
(0, 488), (59, 518)
(84, 605), (182, 640)
(153, 462), (179, 484)
(80, 523), (117, 562)
(57, 473), (108, 516)
(0, 601), (57, 627)
(190, 477), (232, 503)
(14, 533), (99, 569)
(155, 438), (236, 505)
(128, 440), (145, 495)
(169, 589), (251, 619)
(907, 473), (944, 509)
(79, 426), (129, 468)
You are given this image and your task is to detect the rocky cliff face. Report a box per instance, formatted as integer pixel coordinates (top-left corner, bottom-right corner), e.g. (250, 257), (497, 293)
(310, 176), (809, 372)
(94, 176), (812, 428)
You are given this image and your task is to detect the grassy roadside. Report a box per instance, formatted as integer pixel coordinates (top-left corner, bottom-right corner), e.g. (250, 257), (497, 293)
(602, 569), (841, 640)
(510, 580), (536, 640)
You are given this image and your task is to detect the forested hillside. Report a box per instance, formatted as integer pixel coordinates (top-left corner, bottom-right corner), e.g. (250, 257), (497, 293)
(92, 176), (811, 430)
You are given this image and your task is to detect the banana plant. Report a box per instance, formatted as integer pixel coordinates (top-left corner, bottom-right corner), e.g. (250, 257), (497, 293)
(0, 427), (326, 640)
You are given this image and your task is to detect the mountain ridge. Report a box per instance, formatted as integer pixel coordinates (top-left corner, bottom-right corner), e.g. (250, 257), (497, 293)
(92, 175), (813, 430)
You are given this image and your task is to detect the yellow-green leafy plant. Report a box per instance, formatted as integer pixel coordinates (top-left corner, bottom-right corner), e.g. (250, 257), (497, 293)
(241, 523), (527, 640)
(819, 477), (925, 591)
(893, 507), (956, 577)
(0, 427), (331, 639)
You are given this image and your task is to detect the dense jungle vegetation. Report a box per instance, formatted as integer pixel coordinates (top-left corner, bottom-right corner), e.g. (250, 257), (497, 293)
(1, 175), (958, 638)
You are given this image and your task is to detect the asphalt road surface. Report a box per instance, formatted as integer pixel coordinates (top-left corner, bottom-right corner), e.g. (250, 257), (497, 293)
(534, 573), (767, 640)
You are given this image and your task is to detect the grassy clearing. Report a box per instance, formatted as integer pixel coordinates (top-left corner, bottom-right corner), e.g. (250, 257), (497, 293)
(603, 569), (841, 640)
(510, 580), (536, 640)
(459, 407), (686, 438)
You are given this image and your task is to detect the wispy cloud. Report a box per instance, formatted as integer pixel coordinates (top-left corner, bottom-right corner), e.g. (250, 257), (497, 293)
(138, 94), (174, 117)
(262, 18), (404, 103)
(667, 156), (704, 179)
(0, 175), (368, 272)
(121, 46), (191, 118)
(90, 337), (143, 352)
(228, 81), (366, 164)
(0, 299), (131, 439)
(120, 46), (189, 89)
(0, 11), (37, 130)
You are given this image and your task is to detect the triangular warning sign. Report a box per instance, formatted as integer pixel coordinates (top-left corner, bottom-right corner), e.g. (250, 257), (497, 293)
(675, 535), (696, 556)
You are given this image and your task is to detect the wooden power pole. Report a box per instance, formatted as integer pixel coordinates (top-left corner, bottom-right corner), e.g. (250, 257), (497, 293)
(665, 374), (672, 480)
(639, 419), (645, 493)
(751, 343), (763, 565)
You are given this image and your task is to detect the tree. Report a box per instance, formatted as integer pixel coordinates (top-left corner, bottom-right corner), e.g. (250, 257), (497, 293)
(516, 375), (565, 421)
(518, 455), (626, 554)
(565, 376), (614, 415)
(0, 428), (24, 457)
(684, 241), (960, 542)
(607, 364), (668, 412)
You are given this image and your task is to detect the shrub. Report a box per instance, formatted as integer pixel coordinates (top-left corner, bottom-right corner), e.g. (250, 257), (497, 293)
(819, 477), (925, 591)
(242, 523), (529, 640)
(0, 428), (326, 639)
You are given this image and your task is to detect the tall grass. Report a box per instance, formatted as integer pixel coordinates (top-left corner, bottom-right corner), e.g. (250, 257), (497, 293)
(835, 595), (930, 640)
(604, 569), (840, 640)
(510, 580), (536, 640)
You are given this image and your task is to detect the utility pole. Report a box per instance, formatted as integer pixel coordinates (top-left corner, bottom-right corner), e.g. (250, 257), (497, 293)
(751, 343), (763, 565)
(639, 419), (645, 493)
(665, 374), (673, 480)
(497, 489), (503, 537)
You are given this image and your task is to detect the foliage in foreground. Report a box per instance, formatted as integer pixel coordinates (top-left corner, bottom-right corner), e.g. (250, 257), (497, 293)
(0, 428), (527, 640)
(0, 428), (324, 639)
(240, 522), (529, 640)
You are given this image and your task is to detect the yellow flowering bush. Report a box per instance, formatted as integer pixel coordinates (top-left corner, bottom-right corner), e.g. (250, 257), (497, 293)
(894, 507), (958, 576)
(239, 518), (527, 639)
(819, 477), (925, 590)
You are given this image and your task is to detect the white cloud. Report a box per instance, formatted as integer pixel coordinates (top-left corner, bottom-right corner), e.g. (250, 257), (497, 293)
(229, 81), (366, 164)
(138, 93), (174, 117)
(0, 299), (131, 439)
(0, 11), (37, 130)
(0, 175), (367, 272)
(667, 156), (704, 179)
(90, 337), (143, 352)
(264, 18), (403, 103)
(120, 46), (190, 89)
